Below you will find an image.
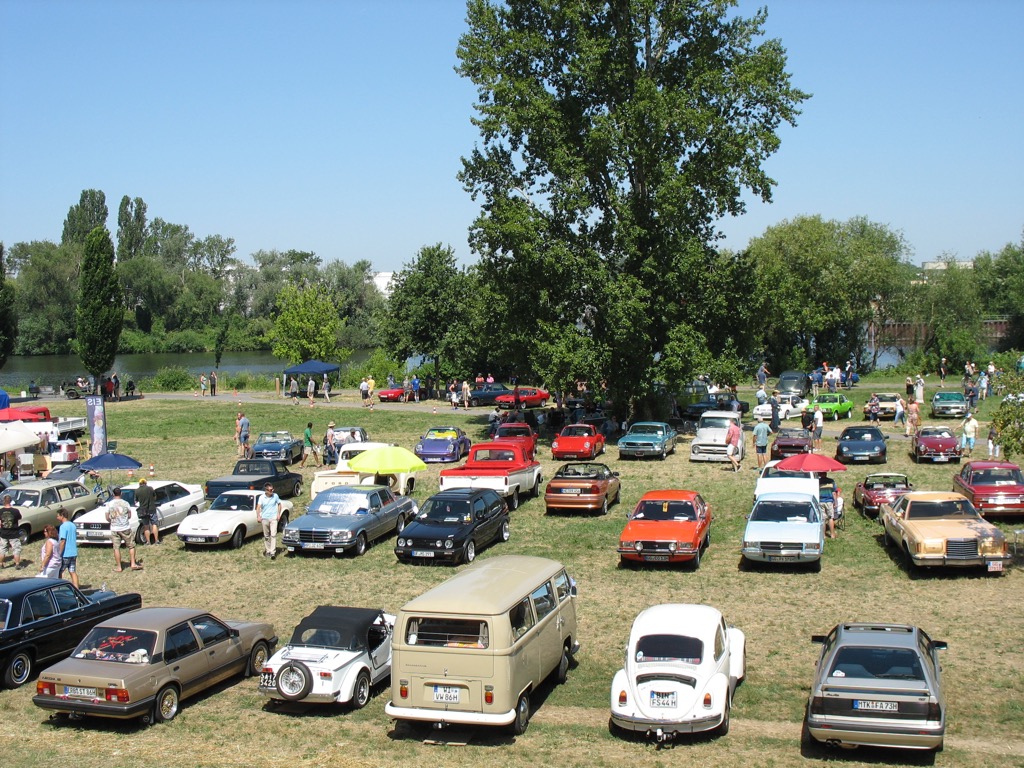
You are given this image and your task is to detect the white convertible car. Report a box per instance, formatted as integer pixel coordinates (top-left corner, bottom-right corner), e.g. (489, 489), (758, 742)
(611, 604), (745, 741)
(177, 490), (294, 549)
(259, 606), (395, 708)
(74, 480), (206, 546)
(752, 394), (809, 421)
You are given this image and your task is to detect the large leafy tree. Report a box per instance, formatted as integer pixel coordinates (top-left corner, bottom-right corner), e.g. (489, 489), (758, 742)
(76, 227), (124, 378)
(62, 189), (109, 247)
(456, 0), (807, 416)
(267, 282), (347, 365)
(9, 240), (81, 354)
(974, 233), (1024, 350)
(116, 195), (148, 261)
(0, 244), (17, 369)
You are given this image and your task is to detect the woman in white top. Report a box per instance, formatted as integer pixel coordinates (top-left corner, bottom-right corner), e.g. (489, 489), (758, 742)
(39, 524), (61, 578)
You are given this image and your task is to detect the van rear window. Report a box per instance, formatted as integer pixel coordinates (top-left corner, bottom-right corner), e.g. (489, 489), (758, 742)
(406, 618), (489, 649)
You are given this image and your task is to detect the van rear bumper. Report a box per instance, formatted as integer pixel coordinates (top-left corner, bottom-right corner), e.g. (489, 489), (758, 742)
(385, 701), (516, 727)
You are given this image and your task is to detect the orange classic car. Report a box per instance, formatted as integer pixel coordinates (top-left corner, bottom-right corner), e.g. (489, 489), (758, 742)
(617, 490), (712, 568)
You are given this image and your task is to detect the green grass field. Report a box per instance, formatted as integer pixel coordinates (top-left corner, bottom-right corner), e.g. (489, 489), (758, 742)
(3, 381), (1022, 768)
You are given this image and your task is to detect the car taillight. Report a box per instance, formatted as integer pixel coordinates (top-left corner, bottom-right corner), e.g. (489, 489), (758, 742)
(105, 688), (130, 702)
(37, 681), (55, 696)
(485, 686), (494, 704)
(926, 702), (942, 721)
(618, 689), (627, 706)
(809, 696), (825, 715)
(319, 671), (332, 679)
(589, 484), (599, 495)
(399, 680), (408, 699)
(262, 667), (273, 674)
(703, 692), (712, 708)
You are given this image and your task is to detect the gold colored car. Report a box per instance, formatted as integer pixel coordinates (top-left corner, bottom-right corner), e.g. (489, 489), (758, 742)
(880, 492), (1011, 573)
(33, 607), (276, 723)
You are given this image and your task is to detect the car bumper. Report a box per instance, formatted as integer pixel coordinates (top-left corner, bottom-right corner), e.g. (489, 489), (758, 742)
(258, 684), (341, 704)
(807, 719), (944, 751)
(385, 701), (516, 727)
(931, 409), (966, 418)
(551, 449), (597, 460)
(33, 694), (156, 720)
(742, 548), (820, 564)
(284, 540), (355, 553)
(395, 547), (461, 563)
(916, 451), (960, 462)
(544, 494), (605, 512)
(619, 446), (665, 458)
(618, 549), (697, 564)
(178, 533), (230, 546)
(837, 454), (886, 464)
(611, 708), (724, 734)
(76, 528), (114, 544)
(689, 446), (729, 462)
(416, 454), (460, 463)
(909, 552), (1011, 569)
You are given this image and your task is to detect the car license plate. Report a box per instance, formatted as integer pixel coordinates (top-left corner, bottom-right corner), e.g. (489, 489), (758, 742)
(433, 685), (460, 703)
(767, 555), (796, 562)
(64, 686), (96, 698)
(412, 550), (435, 558)
(561, 488), (582, 494)
(934, 456), (948, 462)
(303, 542), (325, 549)
(650, 691), (677, 708)
(988, 560), (1004, 572)
(186, 536), (206, 543)
(853, 700), (898, 711)
(644, 554), (669, 562)
(87, 531), (106, 538)
(853, 456), (868, 461)
(259, 672), (276, 688)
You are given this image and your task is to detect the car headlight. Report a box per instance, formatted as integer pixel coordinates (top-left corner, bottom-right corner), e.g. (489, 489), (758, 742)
(446, 442), (456, 453)
(743, 540), (759, 549)
(871, 446), (881, 453)
(980, 536), (1005, 555)
(415, 444), (423, 452)
(397, 538), (406, 547)
(279, 450), (287, 458)
(917, 539), (944, 555)
(634, 541), (643, 552)
(282, 529), (298, 541)
(583, 441), (591, 449)
(552, 441), (559, 449)
(330, 530), (353, 542)
(677, 542), (695, 552)
(444, 539), (454, 549)
(805, 542), (821, 552)
(620, 540), (634, 549)
(668, 541), (678, 552)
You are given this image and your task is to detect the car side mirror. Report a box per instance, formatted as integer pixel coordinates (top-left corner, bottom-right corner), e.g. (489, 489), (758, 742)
(230, 627), (240, 639)
(810, 634), (826, 644)
(932, 640), (948, 651)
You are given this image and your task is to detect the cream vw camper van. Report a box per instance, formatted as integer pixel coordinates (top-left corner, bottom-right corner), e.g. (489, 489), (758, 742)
(385, 555), (579, 734)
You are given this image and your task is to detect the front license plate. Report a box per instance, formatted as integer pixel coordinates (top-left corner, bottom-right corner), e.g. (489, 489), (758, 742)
(302, 542), (325, 550)
(853, 456), (868, 461)
(259, 672), (276, 688)
(767, 555), (796, 562)
(644, 554), (670, 562)
(853, 700), (898, 711)
(87, 531), (106, 538)
(412, 550), (435, 558)
(186, 536), (206, 543)
(64, 686), (96, 698)
(650, 691), (677, 708)
(934, 456), (949, 462)
(433, 685), (460, 703)
(988, 561), (1004, 572)
(561, 488), (582, 494)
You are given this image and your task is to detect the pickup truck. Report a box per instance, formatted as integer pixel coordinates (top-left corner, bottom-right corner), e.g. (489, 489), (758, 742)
(493, 422), (539, 459)
(438, 442), (542, 510)
(310, 442), (418, 498)
(205, 459), (303, 500)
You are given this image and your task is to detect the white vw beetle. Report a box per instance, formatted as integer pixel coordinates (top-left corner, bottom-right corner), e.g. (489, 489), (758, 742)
(259, 606), (394, 708)
(177, 490), (294, 549)
(611, 604), (745, 741)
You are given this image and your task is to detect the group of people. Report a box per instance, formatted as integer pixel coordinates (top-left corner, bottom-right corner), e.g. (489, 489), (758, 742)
(298, 420), (364, 467)
(198, 371), (219, 397)
(288, 373), (332, 405)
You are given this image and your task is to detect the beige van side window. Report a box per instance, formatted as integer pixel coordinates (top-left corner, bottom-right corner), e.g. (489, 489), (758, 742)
(553, 571), (571, 602)
(406, 618), (488, 649)
(531, 583), (556, 622)
(510, 598), (535, 639)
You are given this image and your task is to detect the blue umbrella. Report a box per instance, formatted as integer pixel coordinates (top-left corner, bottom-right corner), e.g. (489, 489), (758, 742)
(79, 453), (143, 471)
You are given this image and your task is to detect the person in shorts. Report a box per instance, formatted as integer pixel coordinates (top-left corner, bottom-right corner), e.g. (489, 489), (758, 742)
(135, 477), (159, 545)
(812, 405), (825, 451)
(751, 415), (771, 470)
(238, 412), (251, 458)
(106, 487), (143, 571)
(0, 495), (25, 569)
(57, 508), (80, 588)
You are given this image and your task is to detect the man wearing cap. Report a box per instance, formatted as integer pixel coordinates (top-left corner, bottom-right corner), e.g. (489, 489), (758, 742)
(324, 421), (337, 464)
(135, 477), (159, 545)
(960, 412), (979, 458)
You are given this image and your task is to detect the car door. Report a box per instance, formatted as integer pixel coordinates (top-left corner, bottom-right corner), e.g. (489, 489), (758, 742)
(163, 622), (209, 698)
(367, 618), (392, 682)
(373, 489), (397, 538)
(161, 483), (193, 529)
(50, 583), (99, 655)
(529, 581), (561, 681)
(16, 588), (64, 664)
(884, 496), (907, 544)
(694, 495), (711, 543)
(470, 494), (493, 544)
(191, 615), (245, 686)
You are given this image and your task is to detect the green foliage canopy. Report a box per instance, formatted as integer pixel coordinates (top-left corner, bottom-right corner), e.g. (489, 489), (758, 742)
(0, 244), (18, 369)
(267, 282), (348, 366)
(76, 227), (124, 378)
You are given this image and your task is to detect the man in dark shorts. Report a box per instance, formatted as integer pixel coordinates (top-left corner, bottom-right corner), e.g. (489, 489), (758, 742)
(0, 495), (25, 569)
(135, 477), (159, 545)
(57, 508), (79, 588)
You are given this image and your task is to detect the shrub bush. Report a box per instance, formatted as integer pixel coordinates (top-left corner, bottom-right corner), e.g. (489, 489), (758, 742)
(142, 366), (198, 392)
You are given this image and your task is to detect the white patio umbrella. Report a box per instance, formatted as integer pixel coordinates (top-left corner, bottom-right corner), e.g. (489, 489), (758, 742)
(0, 421), (43, 454)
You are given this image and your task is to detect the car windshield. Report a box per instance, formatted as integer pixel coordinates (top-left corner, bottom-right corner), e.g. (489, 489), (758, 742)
(636, 634), (703, 665)
(934, 392), (965, 402)
(118, 488), (137, 506)
(557, 463), (606, 479)
(867, 476), (907, 490)
(905, 499), (978, 520)
(561, 426), (594, 437)
(417, 498), (472, 525)
(920, 428), (953, 439)
(234, 461), (271, 475)
(762, 467), (812, 480)
(5, 489), (40, 507)
(841, 429), (882, 441)
(424, 429), (458, 440)
(210, 494), (255, 511)
(830, 647), (925, 680)
(971, 468), (1024, 485)
(750, 501), (816, 523)
(73, 627), (158, 664)
(473, 448), (517, 461)
(497, 427), (532, 438)
(309, 495), (371, 516)
(877, 394), (898, 402)
(632, 500), (696, 522)
(255, 433), (280, 444)
(699, 417), (732, 430)
(290, 625), (364, 651)
(629, 425), (664, 435)
(776, 429), (808, 440)
(815, 396), (838, 404)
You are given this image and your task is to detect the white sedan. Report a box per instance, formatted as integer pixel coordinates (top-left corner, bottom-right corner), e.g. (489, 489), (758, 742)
(752, 393), (809, 421)
(611, 604), (745, 741)
(177, 490), (294, 549)
(259, 606), (394, 708)
(741, 491), (824, 571)
(74, 480), (205, 545)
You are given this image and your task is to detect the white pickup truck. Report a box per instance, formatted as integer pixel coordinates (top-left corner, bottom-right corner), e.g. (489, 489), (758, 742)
(310, 442), (418, 498)
(437, 442), (542, 510)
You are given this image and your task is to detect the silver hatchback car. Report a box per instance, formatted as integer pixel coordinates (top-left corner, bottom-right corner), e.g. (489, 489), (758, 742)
(806, 623), (946, 752)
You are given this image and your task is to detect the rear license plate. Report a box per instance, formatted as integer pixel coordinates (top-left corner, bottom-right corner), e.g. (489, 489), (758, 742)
(644, 555), (670, 562)
(64, 686), (96, 698)
(433, 685), (460, 703)
(988, 561), (1004, 572)
(303, 542), (325, 550)
(650, 691), (677, 708)
(934, 456), (948, 462)
(186, 536), (206, 543)
(259, 673), (275, 688)
(853, 700), (898, 711)
(412, 550), (435, 558)
(561, 488), (582, 494)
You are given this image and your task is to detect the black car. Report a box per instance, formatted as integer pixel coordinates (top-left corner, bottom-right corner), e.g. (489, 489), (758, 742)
(835, 426), (889, 464)
(0, 577), (142, 688)
(394, 489), (510, 564)
(684, 392), (750, 418)
(467, 383), (512, 407)
(777, 370), (810, 398)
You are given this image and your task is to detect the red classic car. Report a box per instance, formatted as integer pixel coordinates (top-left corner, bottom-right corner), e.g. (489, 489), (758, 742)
(376, 387), (407, 402)
(544, 462), (620, 515)
(494, 387), (550, 409)
(493, 422), (539, 459)
(911, 426), (961, 463)
(852, 472), (913, 517)
(952, 461), (1024, 516)
(770, 428), (813, 461)
(617, 490), (712, 568)
(551, 423), (605, 460)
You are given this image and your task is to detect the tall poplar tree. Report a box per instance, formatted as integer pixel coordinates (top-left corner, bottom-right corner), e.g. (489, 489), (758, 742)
(0, 243), (17, 369)
(116, 195), (148, 261)
(62, 189), (109, 247)
(76, 227), (124, 378)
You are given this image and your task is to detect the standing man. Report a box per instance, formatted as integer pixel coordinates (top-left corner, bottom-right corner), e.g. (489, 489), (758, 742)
(307, 376), (316, 406)
(324, 421), (337, 464)
(725, 418), (742, 472)
(135, 477), (159, 545)
(359, 377), (370, 407)
(300, 421), (317, 468)
(258, 483), (282, 560)
(938, 358), (948, 388)
(812, 404), (825, 452)
(106, 487), (143, 571)
(867, 393), (880, 424)
(0, 495), (25, 569)
(757, 361), (770, 388)
(289, 376), (299, 404)
(57, 508), (79, 588)
(752, 415), (771, 470)
(234, 412), (243, 457)
(210, 370), (217, 396)
(768, 390), (781, 433)
(322, 373), (331, 403)
(960, 412), (979, 458)
(366, 375), (376, 410)
(238, 412), (251, 458)
(411, 374), (421, 403)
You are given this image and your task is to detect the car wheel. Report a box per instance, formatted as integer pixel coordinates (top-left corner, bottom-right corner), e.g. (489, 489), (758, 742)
(499, 519), (510, 542)
(134, 525), (148, 546)
(247, 640), (269, 677)
(556, 645), (570, 684)
(353, 532), (368, 557)
(352, 669), (371, 709)
(396, 515), (406, 536)
(508, 489), (519, 511)
(154, 685), (180, 723)
(715, 701), (731, 736)
(276, 661), (313, 702)
(279, 513), (289, 527)
(531, 476), (541, 497)
(470, 397), (480, 407)
(16, 526), (30, 546)
(291, 481), (302, 497)
(464, 540), (476, 563)
(832, 410), (839, 421)
(512, 692), (531, 735)
(599, 497), (608, 516)
(613, 486), (620, 505)
(810, 558), (822, 573)
(660, 446), (667, 460)
(692, 540), (702, 570)
(230, 526), (245, 550)
(3, 649), (33, 688)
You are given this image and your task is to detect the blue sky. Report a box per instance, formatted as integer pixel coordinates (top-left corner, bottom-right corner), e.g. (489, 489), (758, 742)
(2, 0), (1021, 272)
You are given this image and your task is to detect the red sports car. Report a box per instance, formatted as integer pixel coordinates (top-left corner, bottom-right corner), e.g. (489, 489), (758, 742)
(911, 426), (961, 463)
(551, 423), (605, 460)
(376, 387), (407, 402)
(852, 472), (913, 517)
(494, 387), (550, 409)
(952, 461), (1024, 516)
(617, 490), (712, 568)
